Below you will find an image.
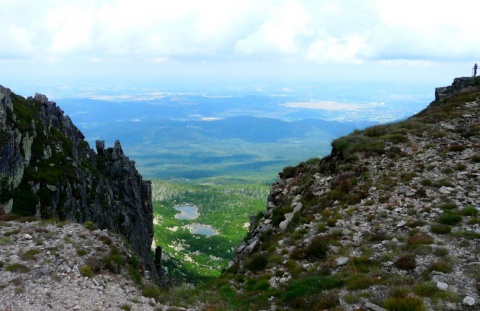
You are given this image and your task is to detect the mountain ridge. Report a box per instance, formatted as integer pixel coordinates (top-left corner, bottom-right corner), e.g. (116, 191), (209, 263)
(0, 86), (159, 283)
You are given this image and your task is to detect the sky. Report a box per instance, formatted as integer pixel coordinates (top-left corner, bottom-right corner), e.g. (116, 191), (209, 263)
(1, 0), (480, 94)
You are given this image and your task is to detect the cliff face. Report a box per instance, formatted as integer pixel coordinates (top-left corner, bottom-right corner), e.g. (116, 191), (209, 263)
(0, 86), (157, 281)
(231, 77), (480, 310)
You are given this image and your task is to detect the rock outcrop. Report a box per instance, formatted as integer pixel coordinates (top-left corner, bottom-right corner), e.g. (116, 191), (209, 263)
(435, 76), (480, 101)
(0, 86), (158, 282)
(232, 77), (480, 310)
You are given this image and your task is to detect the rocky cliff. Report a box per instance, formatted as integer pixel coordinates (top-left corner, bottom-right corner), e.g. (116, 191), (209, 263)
(230, 77), (480, 310)
(0, 86), (158, 282)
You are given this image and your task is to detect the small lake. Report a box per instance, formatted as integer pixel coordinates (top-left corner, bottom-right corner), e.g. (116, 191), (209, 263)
(186, 223), (218, 236)
(174, 205), (200, 220)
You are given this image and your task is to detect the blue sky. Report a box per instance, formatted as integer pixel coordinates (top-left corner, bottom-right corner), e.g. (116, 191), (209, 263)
(1, 0), (479, 94)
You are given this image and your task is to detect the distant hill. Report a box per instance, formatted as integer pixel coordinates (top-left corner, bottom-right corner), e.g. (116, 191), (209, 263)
(64, 111), (376, 180)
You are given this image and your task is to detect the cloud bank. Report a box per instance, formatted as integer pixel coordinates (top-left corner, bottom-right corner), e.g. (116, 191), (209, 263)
(2, 0), (479, 65)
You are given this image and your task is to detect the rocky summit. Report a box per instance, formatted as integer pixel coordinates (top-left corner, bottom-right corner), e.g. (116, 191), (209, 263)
(231, 77), (480, 310)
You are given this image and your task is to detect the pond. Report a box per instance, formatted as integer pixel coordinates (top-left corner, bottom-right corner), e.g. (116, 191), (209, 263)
(174, 205), (200, 220)
(186, 223), (218, 236)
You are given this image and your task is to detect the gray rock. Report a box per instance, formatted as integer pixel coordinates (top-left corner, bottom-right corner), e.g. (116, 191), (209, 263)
(279, 219), (291, 231)
(463, 296), (475, 306)
(437, 282), (449, 290)
(0, 198), (13, 214)
(365, 301), (387, 311)
(336, 257), (349, 266)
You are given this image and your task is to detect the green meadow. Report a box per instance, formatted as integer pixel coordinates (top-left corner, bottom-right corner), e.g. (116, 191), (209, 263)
(151, 179), (270, 282)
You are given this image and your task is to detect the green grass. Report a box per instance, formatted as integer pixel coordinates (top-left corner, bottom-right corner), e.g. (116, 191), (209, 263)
(5, 263), (30, 273)
(430, 224), (451, 234)
(438, 212), (462, 225)
(83, 221), (98, 231)
(283, 275), (344, 302)
(245, 253), (269, 272)
(346, 273), (377, 290)
(462, 206), (478, 217)
(20, 248), (41, 260)
(80, 265), (94, 278)
(383, 296), (425, 311)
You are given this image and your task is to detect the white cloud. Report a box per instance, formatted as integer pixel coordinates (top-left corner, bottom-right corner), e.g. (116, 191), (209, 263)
(46, 4), (95, 54)
(234, 0), (311, 56)
(1, 0), (479, 82)
(306, 36), (368, 64)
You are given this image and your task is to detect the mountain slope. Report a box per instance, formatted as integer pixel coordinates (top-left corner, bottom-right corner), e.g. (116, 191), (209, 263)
(0, 219), (164, 310)
(227, 77), (480, 310)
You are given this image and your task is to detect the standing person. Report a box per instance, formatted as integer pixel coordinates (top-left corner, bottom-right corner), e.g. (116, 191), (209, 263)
(475, 63), (478, 77)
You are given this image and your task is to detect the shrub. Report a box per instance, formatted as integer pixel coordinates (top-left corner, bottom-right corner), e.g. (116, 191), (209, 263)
(142, 284), (161, 300)
(99, 236), (112, 245)
(129, 256), (139, 269)
(284, 275), (343, 303)
(4, 229), (21, 236)
(346, 273), (377, 290)
(428, 261), (452, 274)
(120, 305), (131, 311)
(254, 279), (270, 291)
(388, 287), (409, 299)
(76, 248), (89, 256)
(433, 247), (449, 257)
(307, 292), (341, 310)
(271, 209), (286, 227)
(20, 248), (41, 260)
(103, 247), (124, 274)
(383, 296), (425, 311)
(5, 263), (30, 273)
(305, 236), (329, 259)
(394, 255), (416, 270)
(430, 224), (451, 234)
(414, 282), (439, 297)
(80, 265), (94, 278)
(326, 217), (337, 227)
(0, 214), (21, 221)
(282, 166), (297, 179)
(0, 237), (14, 245)
(462, 206), (478, 217)
(448, 144), (466, 152)
(421, 179), (432, 186)
(438, 212), (462, 225)
(407, 220), (425, 228)
(83, 221), (98, 231)
(128, 266), (142, 285)
(290, 247), (307, 260)
(407, 234), (434, 246)
(351, 256), (379, 273)
(245, 253), (269, 272)
(317, 223), (328, 233)
(441, 203), (457, 210)
(457, 163), (467, 170)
